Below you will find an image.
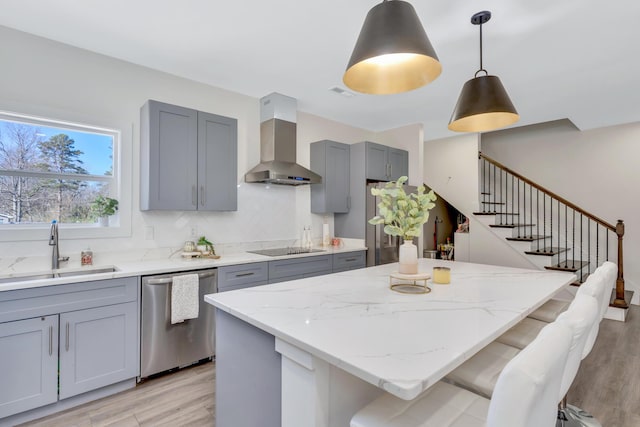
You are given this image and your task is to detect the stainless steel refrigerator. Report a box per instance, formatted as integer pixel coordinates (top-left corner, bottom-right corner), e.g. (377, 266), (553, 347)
(365, 182), (417, 267)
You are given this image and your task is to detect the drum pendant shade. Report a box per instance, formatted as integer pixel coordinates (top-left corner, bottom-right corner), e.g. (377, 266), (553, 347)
(448, 75), (519, 132)
(343, 0), (441, 95)
(448, 11), (519, 132)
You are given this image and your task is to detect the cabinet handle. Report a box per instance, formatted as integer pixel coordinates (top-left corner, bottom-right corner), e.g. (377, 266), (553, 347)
(49, 325), (53, 356)
(200, 186), (205, 206)
(192, 185), (197, 206)
(235, 272), (254, 277)
(389, 163), (393, 178)
(65, 322), (69, 352)
(345, 258), (357, 262)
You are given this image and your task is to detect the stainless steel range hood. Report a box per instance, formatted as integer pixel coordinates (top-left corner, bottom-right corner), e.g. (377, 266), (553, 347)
(245, 93), (321, 185)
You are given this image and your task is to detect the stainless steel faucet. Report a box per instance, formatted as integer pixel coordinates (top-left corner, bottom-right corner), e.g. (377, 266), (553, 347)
(49, 220), (69, 270)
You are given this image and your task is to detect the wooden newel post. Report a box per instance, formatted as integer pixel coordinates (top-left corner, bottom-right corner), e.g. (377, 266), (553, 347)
(613, 219), (628, 308)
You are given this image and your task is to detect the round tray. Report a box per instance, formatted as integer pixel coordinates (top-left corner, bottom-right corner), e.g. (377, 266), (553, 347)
(389, 272), (431, 294)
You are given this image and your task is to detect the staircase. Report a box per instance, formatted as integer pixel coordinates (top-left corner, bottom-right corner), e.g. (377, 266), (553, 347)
(474, 152), (632, 314)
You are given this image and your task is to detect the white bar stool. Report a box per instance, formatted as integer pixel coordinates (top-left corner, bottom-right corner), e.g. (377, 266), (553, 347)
(350, 321), (573, 427)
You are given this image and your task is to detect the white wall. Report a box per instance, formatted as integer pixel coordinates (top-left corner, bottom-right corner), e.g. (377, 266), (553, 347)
(481, 119), (640, 304)
(0, 26), (375, 262)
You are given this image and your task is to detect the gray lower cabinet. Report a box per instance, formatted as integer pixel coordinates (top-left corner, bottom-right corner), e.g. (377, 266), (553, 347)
(0, 315), (58, 419)
(0, 277), (139, 420)
(268, 255), (333, 284)
(140, 100), (238, 211)
(310, 140), (350, 214)
(332, 251), (366, 273)
(218, 262), (269, 292)
(59, 302), (138, 399)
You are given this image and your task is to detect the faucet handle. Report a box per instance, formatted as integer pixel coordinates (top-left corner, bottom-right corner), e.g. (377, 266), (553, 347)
(58, 256), (70, 263)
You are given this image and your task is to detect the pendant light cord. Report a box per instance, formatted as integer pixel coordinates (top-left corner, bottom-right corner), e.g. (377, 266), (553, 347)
(475, 17), (488, 77)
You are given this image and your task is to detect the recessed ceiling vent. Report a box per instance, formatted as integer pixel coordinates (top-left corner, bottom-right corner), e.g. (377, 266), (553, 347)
(329, 86), (356, 98)
(244, 93), (321, 186)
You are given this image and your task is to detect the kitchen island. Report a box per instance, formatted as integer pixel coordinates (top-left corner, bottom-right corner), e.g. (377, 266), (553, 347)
(205, 259), (575, 427)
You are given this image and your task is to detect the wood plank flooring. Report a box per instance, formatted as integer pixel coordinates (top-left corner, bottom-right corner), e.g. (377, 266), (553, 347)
(18, 305), (640, 427)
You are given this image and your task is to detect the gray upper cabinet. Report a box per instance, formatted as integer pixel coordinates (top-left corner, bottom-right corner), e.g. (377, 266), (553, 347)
(310, 140), (350, 214)
(388, 148), (409, 181)
(0, 315), (58, 418)
(141, 100), (237, 211)
(365, 142), (389, 181)
(364, 142), (409, 181)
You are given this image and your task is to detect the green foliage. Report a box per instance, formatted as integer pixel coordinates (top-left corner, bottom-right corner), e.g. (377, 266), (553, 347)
(368, 176), (437, 240)
(91, 195), (118, 217)
(197, 236), (216, 255)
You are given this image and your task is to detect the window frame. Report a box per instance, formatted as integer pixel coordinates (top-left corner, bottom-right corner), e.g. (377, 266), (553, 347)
(0, 110), (127, 242)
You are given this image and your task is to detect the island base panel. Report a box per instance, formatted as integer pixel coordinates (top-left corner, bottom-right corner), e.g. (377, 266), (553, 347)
(215, 310), (281, 427)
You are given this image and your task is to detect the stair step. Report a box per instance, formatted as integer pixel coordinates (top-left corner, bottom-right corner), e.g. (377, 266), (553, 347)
(490, 224), (535, 229)
(473, 212), (520, 216)
(544, 261), (589, 273)
(609, 289), (634, 309)
(480, 192), (491, 195)
(506, 235), (549, 242)
(481, 201), (506, 205)
(524, 247), (570, 256)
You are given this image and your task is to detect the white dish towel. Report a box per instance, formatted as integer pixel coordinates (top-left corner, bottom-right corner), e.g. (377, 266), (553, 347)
(171, 273), (199, 324)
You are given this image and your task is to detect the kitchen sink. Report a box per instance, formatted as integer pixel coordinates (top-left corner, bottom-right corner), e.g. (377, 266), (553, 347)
(0, 266), (118, 284)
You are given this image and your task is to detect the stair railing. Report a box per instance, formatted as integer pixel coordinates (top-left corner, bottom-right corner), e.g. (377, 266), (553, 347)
(479, 152), (627, 308)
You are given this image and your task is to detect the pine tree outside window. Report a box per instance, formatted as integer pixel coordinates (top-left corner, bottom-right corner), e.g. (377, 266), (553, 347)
(0, 111), (118, 227)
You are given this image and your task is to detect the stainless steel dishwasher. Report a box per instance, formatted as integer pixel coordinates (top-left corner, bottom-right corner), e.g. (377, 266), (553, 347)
(140, 268), (217, 379)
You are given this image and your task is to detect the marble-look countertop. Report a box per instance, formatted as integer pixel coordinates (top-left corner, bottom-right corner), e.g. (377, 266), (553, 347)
(205, 258), (575, 400)
(0, 245), (366, 292)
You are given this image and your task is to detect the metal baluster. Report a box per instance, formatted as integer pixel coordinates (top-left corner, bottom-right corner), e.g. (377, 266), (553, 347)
(596, 225), (599, 269)
(580, 213), (584, 282)
(493, 164), (496, 213)
(549, 196), (552, 255)
(572, 209), (576, 269)
(499, 168), (503, 222)
(483, 159), (487, 212)
(530, 184), (533, 240)
(511, 175), (515, 227)
(588, 221), (591, 277)
(564, 204), (568, 267)
(606, 228), (610, 261)
(538, 189), (541, 252)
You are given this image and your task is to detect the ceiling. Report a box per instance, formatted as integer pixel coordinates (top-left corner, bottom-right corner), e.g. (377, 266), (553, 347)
(1, 0), (639, 140)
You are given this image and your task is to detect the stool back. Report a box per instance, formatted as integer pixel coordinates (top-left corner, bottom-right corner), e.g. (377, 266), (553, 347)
(487, 321), (572, 427)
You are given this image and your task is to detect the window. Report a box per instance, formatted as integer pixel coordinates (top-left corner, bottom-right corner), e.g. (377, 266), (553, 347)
(0, 111), (118, 226)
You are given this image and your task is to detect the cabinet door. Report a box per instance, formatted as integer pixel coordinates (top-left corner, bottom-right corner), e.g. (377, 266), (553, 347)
(365, 142), (389, 181)
(332, 251), (366, 273)
(0, 315), (58, 418)
(311, 141), (350, 213)
(388, 148), (409, 181)
(218, 262), (269, 292)
(268, 255), (333, 283)
(142, 100), (198, 210)
(59, 302), (137, 399)
(198, 112), (238, 211)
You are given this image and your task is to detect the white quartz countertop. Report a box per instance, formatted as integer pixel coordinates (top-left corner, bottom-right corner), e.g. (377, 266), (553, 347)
(205, 259), (575, 400)
(0, 245), (366, 292)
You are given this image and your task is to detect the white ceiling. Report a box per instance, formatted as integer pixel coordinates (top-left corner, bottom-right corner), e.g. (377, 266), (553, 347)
(1, 0), (639, 140)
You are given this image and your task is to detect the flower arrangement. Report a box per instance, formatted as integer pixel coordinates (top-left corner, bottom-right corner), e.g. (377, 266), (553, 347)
(368, 176), (437, 241)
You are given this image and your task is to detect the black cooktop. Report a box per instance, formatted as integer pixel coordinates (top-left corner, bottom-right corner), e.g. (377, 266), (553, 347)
(248, 247), (326, 257)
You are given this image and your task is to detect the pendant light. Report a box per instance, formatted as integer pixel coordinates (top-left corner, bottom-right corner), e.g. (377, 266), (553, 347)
(343, 0), (441, 95)
(448, 11), (519, 132)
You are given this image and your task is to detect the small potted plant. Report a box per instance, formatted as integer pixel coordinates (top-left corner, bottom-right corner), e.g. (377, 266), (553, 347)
(91, 195), (119, 227)
(197, 236), (220, 259)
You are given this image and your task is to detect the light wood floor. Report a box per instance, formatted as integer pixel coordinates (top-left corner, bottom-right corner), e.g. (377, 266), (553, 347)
(19, 305), (640, 427)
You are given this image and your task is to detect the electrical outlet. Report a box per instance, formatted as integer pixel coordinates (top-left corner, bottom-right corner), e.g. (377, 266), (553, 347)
(144, 226), (154, 240)
(190, 226), (198, 238)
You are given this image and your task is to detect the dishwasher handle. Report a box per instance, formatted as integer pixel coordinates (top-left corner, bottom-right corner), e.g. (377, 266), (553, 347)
(145, 270), (217, 285)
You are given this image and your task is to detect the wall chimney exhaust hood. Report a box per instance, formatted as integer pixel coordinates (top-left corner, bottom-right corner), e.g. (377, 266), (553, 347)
(245, 93), (321, 186)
